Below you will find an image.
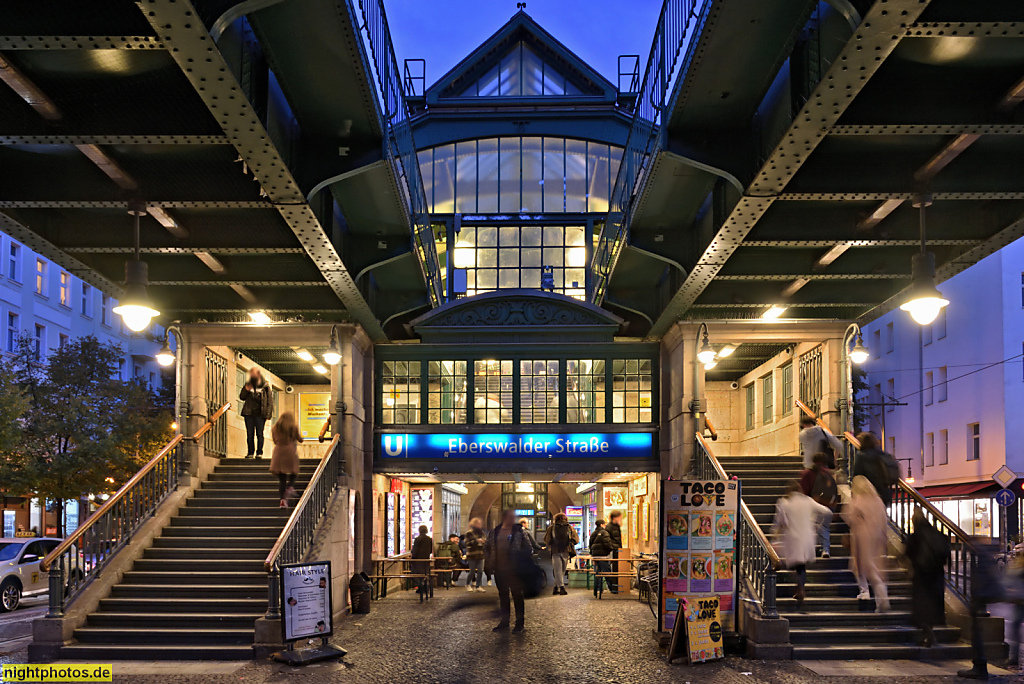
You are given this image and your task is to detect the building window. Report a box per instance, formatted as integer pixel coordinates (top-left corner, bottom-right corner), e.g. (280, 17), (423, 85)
(101, 295), (111, 326)
(148, 372), (155, 388)
(936, 366), (947, 402)
(452, 225), (587, 300)
(611, 358), (652, 423)
(762, 373), (773, 425)
(58, 333), (68, 349)
(457, 41), (583, 97)
(567, 359), (605, 423)
(59, 271), (70, 307)
(520, 359), (559, 423)
(780, 363), (793, 415)
(8, 242), (20, 282)
(922, 320), (932, 346)
(473, 359), (513, 424)
(872, 329), (881, 359)
(924, 371), (934, 406)
(872, 383), (882, 417)
(935, 307), (946, 339)
(380, 361), (422, 425)
(427, 360), (467, 425)
(926, 432), (934, 467)
(885, 322), (894, 353)
(7, 312), (19, 352)
(939, 429), (948, 465)
(80, 283), (92, 317)
(886, 378), (895, 412)
(35, 258), (47, 296)
(33, 324), (45, 359)
(968, 423), (980, 461)
(745, 384), (755, 431)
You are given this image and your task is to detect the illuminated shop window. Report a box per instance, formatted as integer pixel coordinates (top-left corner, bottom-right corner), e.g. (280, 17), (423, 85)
(458, 42), (583, 97)
(381, 361), (421, 425)
(611, 359), (652, 423)
(418, 137), (621, 215)
(452, 225), (587, 300)
(427, 360), (467, 425)
(520, 359), (559, 424)
(567, 359), (605, 423)
(473, 359), (513, 424)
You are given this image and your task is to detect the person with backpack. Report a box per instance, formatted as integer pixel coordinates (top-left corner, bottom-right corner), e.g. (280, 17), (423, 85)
(852, 432), (899, 506)
(799, 453), (838, 558)
(799, 415), (842, 469)
(411, 525), (433, 603)
(904, 508), (950, 647)
(463, 518), (487, 592)
(435, 533), (463, 589)
(589, 519), (614, 598)
(544, 512), (579, 595)
(485, 509), (532, 632)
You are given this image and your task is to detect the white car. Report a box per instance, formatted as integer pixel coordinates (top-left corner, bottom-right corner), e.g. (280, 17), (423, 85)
(0, 537), (84, 612)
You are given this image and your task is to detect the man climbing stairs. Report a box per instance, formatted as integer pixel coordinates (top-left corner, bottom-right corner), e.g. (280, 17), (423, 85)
(58, 457), (319, 660)
(717, 454), (973, 660)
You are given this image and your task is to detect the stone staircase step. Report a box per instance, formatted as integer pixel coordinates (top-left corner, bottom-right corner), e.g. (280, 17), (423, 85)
(58, 644), (255, 660)
(776, 581), (911, 598)
(87, 613), (259, 629)
(73, 627), (255, 645)
(169, 516), (287, 527)
(110, 584), (267, 599)
(790, 643), (975, 660)
(177, 506), (290, 517)
(784, 611), (914, 627)
(98, 597), (265, 613)
(161, 525), (284, 537)
(776, 595), (911, 612)
(120, 571), (267, 586)
(131, 558), (266, 573)
(143, 547), (269, 561)
(789, 625), (961, 645)
(151, 535), (277, 548)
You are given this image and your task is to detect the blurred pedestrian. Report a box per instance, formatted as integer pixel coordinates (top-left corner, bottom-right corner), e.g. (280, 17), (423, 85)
(799, 415), (842, 469)
(772, 481), (831, 608)
(486, 509), (531, 632)
(239, 367), (273, 458)
(606, 510), (623, 594)
(589, 518), (614, 598)
(904, 508), (949, 647)
(852, 432), (898, 507)
(845, 475), (891, 611)
(411, 525), (433, 603)
(463, 518), (487, 592)
(544, 512), (579, 595)
(1005, 549), (1024, 667)
(269, 411), (302, 509)
(799, 453), (838, 558)
(435, 533), (463, 589)
(958, 538), (1003, 680)
(518, 519), (543, 554)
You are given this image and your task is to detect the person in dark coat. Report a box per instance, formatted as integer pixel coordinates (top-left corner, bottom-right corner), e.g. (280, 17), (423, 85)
(544, 512), (579, 595)
(904, 509), (949, 647)
(959, 538), (1001, 680)
(411, 525), (433, 603)
(238, 367), (274, 457)
(485, 509), (532, 632)
(589, 519), (614, 597)
(605, 510), (623, 594)
(852, 432), (897, 506)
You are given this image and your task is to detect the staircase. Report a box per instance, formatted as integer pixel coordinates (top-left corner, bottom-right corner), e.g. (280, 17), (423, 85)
(60, 457), (319, 660)
(718, 454), (972, 660)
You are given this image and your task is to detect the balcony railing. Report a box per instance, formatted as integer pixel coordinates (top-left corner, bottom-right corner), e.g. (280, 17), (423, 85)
(353, 0), (443, 306)
(40, 402), (232, 617)
(264, 434), (343, 619)
(592, 0), (709, 303)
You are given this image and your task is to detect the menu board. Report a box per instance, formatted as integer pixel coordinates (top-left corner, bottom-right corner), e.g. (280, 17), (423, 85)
(281, 561), (333, 641)
(661, 480), (738, 636)
(411, 488), (434, 537)
(386, 493), (396, 557)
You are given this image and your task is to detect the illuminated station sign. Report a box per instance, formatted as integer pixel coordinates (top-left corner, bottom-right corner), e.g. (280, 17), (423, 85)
(380, 432), (653, 460)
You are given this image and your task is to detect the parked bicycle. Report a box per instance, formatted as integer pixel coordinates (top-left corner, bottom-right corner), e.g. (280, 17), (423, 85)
(633, 551), (659, 618)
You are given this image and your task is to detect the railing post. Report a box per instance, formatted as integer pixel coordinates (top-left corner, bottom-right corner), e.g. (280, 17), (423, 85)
(47, 557), (65, 618)
(266, 564), (281, 620)
(762, 566), (779, 619)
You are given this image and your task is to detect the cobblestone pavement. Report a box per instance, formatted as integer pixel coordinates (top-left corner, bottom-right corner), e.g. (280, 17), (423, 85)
(2, 588), (1021, 682)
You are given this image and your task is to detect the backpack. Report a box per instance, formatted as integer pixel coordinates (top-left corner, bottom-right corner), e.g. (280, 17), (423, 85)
(914, 526), (950, 574)
(881, 451), (900, 485)
(811, 468), (839, 509)
(815, 428), (837, 469)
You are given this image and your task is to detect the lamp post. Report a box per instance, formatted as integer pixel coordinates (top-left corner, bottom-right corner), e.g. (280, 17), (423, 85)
(153, 324), (189, 479)
(839, 324), (870, 476)
(323, 325), (345, 439)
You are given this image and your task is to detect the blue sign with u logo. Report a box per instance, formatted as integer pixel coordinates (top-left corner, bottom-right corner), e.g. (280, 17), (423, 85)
(380, 432), (653, 459)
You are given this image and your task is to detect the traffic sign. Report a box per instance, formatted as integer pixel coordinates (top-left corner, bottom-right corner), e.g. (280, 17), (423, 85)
(992, 465), (1017, 489)
(995, 488), (1016, 508)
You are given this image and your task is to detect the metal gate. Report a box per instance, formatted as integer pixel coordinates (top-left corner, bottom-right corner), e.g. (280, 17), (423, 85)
(798, 346), (823, 416)
(204, 350), (228, 456)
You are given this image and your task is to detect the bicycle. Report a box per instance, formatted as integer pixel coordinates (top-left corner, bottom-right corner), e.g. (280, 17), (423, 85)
(633, 551), (659, 618)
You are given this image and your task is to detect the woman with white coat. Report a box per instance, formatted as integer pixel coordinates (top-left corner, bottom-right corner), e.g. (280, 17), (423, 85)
(773, 480), (832, 607)
(845, 475), (891, 612)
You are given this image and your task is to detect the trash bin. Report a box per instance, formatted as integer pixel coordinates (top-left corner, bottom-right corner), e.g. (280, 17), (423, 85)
(350, 572), (371, 614)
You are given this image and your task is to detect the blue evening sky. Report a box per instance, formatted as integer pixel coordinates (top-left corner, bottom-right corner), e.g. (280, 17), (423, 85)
(383, 0), (663, 88)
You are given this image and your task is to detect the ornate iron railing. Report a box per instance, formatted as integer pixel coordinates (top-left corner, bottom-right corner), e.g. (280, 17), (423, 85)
(694, 433), (781, 619)
(40, 402), (232, 617)
(264, 434), (343, 619)
(592, 0), (709, 303)
(353, 0), (443, 306)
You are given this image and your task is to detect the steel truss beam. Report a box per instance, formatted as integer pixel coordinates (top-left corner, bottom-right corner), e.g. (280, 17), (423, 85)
(0, 200), (275, 209)
(0, 212), (123, 297)
(716, 273), (910, 281)
(906, 22), (1024, 38)
(777, 192), (1024, 201)
(646, 0), (932, 339)
(740, 239), (980, 248)
(689, 303), (873, 309)
(136, 0), (385, 341)
(0, 135), (227, 145)
(0, 36), (165, 50)
(830, 124), (1024, 136)
(149, 280), (329, 287)
(64, 246), (306, 255)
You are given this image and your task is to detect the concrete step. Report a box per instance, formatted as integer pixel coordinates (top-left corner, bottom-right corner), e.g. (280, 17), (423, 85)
(789, 625), (961, 645)
(121, 571), (267, 586)
(132, 558), (266, 573)
(193, 487), (305, 498)
(110, 584), (267, 599)
(143, 547), (269, 561)
(151, 535), (277, 548)
(177, 506), (290, 517)
(98, 597), (265, 613)
(776, 581), (911, 598)
(785, 611), (915, 627)
(206, 473), (308, 482)
(183, 497), (291, 508)
(87, 613), (259, 630)
(199, 480), (304, 489)
(58, 644), (254, 660)
(777, 568), (908, 583)
(169, 516), (287, 527)
(789, 643), (974, 660)
(74, 627), (255, 645)
(161, 526), (284, 537)
(777, 595), (911, 612)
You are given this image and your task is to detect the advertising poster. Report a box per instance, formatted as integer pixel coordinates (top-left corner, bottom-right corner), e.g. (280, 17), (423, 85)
(281, 561), (332, 641)
(642, 502), (650, 541)
(660, 480), (739, 634)
(631, 502), (639, 539)
(410, 488), (434, 537)
(603, 485), (627, 510)
(685, 596), (725, 663)
(299, 393), (331, 438)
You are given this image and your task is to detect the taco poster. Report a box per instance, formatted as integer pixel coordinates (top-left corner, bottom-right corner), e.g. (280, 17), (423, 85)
(713, 550), (734, 593)
(665, 552), (688, 592)
(714, 512), (734, 550)
(689, 512), (713, 550)
(688, 552), (712, 592)
(665, 513), (688, 550)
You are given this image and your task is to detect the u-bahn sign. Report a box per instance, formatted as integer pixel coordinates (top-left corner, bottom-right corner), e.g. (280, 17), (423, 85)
(379, 432), (653, 459)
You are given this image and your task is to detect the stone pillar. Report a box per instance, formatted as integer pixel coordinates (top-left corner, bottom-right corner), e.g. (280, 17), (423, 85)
(661, 325), (700, 479)
(184, 339), (208, 476)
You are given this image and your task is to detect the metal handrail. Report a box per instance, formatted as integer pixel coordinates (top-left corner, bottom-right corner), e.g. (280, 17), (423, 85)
(693, 432), (780, 618)
(318, 419), (331, 442)
(40, 402), (231, 616)
(264, 434), (343, 619)
(703, 415), (718, 441)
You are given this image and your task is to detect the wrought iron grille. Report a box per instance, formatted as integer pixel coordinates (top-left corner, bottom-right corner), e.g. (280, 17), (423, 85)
(205, 350), (228, 456)
(798, 345), (822, 416)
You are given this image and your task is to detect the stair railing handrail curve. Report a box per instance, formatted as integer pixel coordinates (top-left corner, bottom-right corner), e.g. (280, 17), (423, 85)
(703, 415), (718, 441)
(39, 402), (232, 616)
(693, 432), (781, 618)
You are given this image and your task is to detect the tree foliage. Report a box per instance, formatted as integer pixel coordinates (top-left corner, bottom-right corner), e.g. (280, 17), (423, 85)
(1, 335), (173, 536)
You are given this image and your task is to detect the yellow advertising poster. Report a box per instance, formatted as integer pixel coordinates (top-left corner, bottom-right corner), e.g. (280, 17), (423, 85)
(299, 393), (331, 438)
(685, 596), (724, 663)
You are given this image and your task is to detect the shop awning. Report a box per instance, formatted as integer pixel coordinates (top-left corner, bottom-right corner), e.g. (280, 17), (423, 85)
(913, 482), (997, 498)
